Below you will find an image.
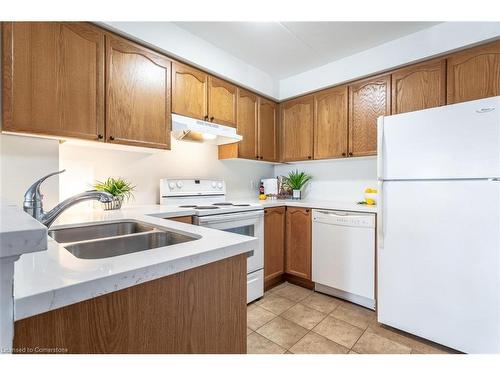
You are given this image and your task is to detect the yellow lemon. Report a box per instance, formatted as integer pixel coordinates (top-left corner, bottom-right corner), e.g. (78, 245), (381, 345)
(364, 188), (372, 193)
(259, 194), (267, 200)
(366, 198), (375, 205)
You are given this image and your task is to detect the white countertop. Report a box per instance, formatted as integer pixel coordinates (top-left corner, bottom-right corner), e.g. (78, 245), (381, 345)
(246, 198), (378, 213)
(13, 204), (257, 321)
(0, 202), (48, 258)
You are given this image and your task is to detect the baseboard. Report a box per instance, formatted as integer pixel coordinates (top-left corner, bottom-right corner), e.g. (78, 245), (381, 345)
(264, 274), (284, 291)
(284, 273), (314, 290)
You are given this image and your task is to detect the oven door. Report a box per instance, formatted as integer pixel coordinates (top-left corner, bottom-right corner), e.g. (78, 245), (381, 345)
(195, 210), (264, 274)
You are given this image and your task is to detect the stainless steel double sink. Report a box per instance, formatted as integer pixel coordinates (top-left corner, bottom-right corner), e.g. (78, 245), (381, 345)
(48, 220), (198, 259)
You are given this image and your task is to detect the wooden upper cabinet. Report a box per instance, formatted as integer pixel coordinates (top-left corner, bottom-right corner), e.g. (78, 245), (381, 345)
(447, 40), (500, 104)
(392, 58), (446, 114)
(172, 62), (208, 120)
(349, 74), (391, 157)
(105, 34), (171, 149)
(258, 98), (278, 162)
(285, 207), (312, 281)
(281, 95), (314, 162)
(236, 89), (258, 160)
(2, 22), (105, 140)
(264, 207), (286, 287)
(208, 76), (238, 127)
(313, 86), (348, 159)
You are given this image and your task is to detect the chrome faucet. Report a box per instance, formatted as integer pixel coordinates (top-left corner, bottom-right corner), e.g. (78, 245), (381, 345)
(23, 170), (113, 228)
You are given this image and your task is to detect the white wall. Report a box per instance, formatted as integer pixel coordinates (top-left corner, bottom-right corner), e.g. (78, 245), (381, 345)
(59, 139), (274, 206)
(102, 22), (280, 99)
(274, 157), (377, 202)
(279, 22), (500, 99)
(0, 134), (60, 207)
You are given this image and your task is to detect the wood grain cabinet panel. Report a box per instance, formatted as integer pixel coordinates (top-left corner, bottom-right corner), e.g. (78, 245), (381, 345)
(348, 74), (391, 157)
(264, 207), (286, 288)
(2, 22), (105, 140)
(391, 58), (446, 114)
(285, 207), (312, 281)
(236, 89), (258, 159)
(281, 96), (314, 161)
(14, 254), (247, 354)
(172, 62), (208, 120)
(447, 40), (500, 104)
(208, 76), (238, 127)
(313, 86), (348, 159)
(258, 97), (278, 162)
(105, 35), (171, 149)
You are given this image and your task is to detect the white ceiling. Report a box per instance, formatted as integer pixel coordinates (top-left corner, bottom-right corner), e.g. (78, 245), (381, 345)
(174, 22), (441, 79)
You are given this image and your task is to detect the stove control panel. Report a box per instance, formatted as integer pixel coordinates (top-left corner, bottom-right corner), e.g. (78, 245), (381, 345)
(160, 178), (226, 198)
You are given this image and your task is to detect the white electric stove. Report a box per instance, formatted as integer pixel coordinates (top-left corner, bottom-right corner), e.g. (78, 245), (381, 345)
(160, 178), (264, 303)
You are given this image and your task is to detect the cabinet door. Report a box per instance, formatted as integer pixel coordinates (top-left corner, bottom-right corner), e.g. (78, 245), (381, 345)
(349, 74), (391, 157)
(314, 86), (348, 159)
(447, 40), (500, 104)
(285, 207), (312, 280)
(106, 35), (171, 149)
(236, 89), (258, 160)
(2, 22), (104, 140)
(172, 62), (208, 120)
(392, 58), (446, 114)
(264, 207), (286, 286)
(258, 97), (278, 162)
(281, 96), (314, 161)
(208, 76), (238, 127)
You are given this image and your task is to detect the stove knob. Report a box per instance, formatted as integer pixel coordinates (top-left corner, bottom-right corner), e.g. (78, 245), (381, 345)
(211, 181), (217, 188)
(168, 182), (175, 189)
(217, 182), (223, 189)
(176, 181), (183, 188)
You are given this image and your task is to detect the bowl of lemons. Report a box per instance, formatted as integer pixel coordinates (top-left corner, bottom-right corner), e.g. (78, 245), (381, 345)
(358, 188), (378, 206)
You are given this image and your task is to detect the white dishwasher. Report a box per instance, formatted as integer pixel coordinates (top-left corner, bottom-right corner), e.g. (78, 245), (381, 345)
(312, 209), (376, 310)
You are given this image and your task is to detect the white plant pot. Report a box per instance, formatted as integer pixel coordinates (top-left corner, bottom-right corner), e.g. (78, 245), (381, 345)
(292, 189), (301, 200)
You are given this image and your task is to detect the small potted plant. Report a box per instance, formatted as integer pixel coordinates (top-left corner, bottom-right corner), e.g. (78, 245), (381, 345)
(93, 177), (135, 210)
(284, 170), (312, 200)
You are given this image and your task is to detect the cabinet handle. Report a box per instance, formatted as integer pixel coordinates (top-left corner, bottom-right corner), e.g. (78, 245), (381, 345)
(341, 152), (346, 157)
(305, 209), (310, 213)
(264, 210), (268, 214)
(348, 152), (353, 156)
(210, 116), (214, 121)
(256, 155), (260, 159)
(97, 134), (103, 139)
(204, 115), (208, 121)
(308, 156), (312, 159)
(259, 156), (263, 160)
(109, 136), (115, 141)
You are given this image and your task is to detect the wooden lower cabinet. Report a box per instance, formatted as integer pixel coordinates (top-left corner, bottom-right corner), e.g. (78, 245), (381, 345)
(285, 207), (312, 282)
(168, 215), (193, 224)
(13, 254), (247, 354)
(264, 207), (286, 289)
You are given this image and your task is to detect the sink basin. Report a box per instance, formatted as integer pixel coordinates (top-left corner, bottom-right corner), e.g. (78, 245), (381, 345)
(48, 221), (154, 243)
(64, 231), (197, 259)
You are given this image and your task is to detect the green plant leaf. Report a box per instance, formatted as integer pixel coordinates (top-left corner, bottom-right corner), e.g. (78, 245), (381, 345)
(283, 169), (312, 190)
(93, 177), (135, 201)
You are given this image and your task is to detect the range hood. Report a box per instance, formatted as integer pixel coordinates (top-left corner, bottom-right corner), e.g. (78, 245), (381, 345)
(171, 113), (242, 145)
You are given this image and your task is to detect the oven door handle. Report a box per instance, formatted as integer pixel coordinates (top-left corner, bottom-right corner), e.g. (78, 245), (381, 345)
(197, 210), (264, 225)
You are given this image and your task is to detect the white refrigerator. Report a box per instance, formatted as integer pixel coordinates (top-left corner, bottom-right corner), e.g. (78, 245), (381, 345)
(377, 96), (500, 354)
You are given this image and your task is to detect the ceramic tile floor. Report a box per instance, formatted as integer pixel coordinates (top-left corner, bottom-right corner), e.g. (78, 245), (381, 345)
(247, 282), (458, 354)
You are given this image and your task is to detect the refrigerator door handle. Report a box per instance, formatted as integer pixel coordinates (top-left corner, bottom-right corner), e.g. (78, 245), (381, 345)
(377, 181), (385, 249)
(377, 116), (384, 180)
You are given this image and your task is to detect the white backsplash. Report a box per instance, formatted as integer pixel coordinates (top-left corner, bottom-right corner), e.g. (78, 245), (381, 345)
(59, 138), (273, 206)
(273, 157), (377, 202)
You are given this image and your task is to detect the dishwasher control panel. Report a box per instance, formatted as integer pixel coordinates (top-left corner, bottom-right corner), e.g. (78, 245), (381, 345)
(312, 210), (375, 228)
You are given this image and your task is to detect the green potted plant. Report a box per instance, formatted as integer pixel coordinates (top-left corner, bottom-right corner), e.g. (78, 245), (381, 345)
(284, 170), (312, 200)
(93, 177), (135, 210)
